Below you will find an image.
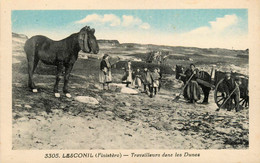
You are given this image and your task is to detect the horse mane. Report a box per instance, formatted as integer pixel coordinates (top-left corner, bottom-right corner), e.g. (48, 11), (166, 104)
(32, 32), (79, 42)
(59, 32), (79, 42)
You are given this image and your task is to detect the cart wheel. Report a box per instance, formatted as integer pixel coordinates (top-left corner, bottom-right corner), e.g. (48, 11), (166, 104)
(239, 95), (249, 108)
(214, 79), (238, 110)
(214, 79), (226, 108)
(196, 85), (205, 104)
(238, 78), (249, 109)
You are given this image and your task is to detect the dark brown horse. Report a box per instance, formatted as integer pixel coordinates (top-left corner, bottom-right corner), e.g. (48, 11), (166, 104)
(24, 26), (99, 97)
(175, 65), (211, 103)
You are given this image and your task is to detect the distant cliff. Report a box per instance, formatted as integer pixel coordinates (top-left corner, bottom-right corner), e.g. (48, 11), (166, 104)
(97, 39), (120, 45)
(12, 32), (28, 45)
(12, 32), (28, 40)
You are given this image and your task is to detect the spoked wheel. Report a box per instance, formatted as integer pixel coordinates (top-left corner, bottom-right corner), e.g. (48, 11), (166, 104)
(196, 85), (205, 104)
(214, 79), (227, 108)
(239, 95), (249, 108)
(214, 79), (239, 110)
(238, 78), (249, 109)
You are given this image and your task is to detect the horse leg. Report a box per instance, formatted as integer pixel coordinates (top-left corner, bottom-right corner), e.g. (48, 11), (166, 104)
(53, 62), (63, 97)
(234, 91), (240, 112)
(28, 62), (34, 89)
(33, 57), (39, 73)
(32, 58), (39, 92)
(25, 38), (36, 92)
(27, 55), (39, 92)
(63, 64), (73, 97)
(203, 87), (210, 103)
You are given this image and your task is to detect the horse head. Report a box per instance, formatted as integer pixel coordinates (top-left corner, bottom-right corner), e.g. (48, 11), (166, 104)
(78, 26), (99, 54)
(175, 65), (185, 80)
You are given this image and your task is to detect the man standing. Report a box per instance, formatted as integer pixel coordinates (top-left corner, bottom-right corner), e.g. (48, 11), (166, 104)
(142, 67), (152, 96)
(223, 72), (240, 112)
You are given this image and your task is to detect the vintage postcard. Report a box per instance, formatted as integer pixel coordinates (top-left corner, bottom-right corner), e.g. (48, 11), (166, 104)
(1, 0), (260, 162)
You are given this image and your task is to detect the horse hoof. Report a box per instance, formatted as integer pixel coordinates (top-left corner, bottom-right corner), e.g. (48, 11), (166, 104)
(65, 93), (71, 98)
(54, 93), (60, 98)
(32, 89), (38, 93)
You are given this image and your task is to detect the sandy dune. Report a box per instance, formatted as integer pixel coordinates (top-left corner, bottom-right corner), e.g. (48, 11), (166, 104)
(12, 33), (249, 150)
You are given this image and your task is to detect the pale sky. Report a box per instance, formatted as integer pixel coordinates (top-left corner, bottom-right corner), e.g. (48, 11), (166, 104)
(12, 9), (248, 49)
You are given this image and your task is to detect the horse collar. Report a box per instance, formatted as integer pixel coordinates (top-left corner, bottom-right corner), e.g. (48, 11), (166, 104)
(78, 32), (89, 52)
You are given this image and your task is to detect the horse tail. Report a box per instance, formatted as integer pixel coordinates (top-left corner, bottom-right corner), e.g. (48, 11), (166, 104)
(24, 36), (41, 76)
(24, 38), (34, 59)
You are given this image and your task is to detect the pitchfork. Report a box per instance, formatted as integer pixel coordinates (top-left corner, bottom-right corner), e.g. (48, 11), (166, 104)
(216, 84), (239, 111)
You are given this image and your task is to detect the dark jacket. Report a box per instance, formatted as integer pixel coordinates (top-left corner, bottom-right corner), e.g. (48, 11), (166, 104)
(224, 77), (237, 92)
(100, 60), (111, 71)
(185, 68), (199, 81)
(142, 71), (152, 85)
